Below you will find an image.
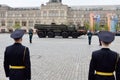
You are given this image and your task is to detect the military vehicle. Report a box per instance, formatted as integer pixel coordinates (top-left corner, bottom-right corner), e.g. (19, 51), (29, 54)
(34, 23), (87, 38)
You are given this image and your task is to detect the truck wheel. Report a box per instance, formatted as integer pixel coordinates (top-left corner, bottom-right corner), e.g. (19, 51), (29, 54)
(72, 32), (78, 38)
(38, 32), (46, 38)
(47, 32), (55, 38)
(62, 32), (69, 38)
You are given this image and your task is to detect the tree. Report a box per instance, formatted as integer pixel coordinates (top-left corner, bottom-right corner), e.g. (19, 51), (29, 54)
(84, 22), (90, 30)
(13, 23), (21, 30)
(116, 24), (120, 32)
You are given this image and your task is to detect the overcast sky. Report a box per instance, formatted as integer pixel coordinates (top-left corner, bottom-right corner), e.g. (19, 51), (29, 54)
(0, 0), (120, 7)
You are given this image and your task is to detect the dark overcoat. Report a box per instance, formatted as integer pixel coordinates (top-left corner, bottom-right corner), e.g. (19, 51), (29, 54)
(4, 43), (31, 80)
(88, 48), (120, 80)
(28, 30), (33, 43)
(87, 31), (92, 45)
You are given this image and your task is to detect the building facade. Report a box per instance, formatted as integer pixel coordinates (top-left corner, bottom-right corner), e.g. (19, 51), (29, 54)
(0, 0), (120, 32)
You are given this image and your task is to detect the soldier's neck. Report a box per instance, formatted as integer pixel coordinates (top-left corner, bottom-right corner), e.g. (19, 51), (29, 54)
(15, 40), (22, 43)
(102, 45), (109, 48)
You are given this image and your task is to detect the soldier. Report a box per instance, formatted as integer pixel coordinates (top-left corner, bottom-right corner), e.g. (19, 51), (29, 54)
(4, 29), (31, 80)
(87, 30), (93, 45)
(28, 29), (33, 43)
(97, 31), (102, 46)
(88, 31), (120, 80)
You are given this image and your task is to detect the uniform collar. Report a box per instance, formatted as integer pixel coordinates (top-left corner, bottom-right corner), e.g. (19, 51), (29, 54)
(101, 48), (110, 50)
(14, 43), (22, 45)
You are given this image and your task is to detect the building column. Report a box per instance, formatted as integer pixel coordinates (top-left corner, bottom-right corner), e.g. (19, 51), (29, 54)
(5, 20), (8, 27)
(26, 20), (29, 28)
(20, 20), (22, 27)
(81, 15), (84, 26)
(12, 19), (16, 30)
(0, 20), (1, 27)
(13, 19), (15, 27)
(33, 20), (36, 28)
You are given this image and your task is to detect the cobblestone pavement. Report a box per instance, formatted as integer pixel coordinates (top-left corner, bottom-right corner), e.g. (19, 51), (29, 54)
(0, 34), (120, 80)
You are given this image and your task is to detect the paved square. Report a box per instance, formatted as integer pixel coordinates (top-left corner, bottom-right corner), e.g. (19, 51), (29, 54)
(0, 34), (120, 80)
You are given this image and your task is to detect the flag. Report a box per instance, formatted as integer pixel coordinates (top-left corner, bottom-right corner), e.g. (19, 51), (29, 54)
(96, 15), (100, 23)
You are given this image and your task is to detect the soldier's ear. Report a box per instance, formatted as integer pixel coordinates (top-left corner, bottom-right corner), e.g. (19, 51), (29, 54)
(101, 41), (103, 45)
(20, 38), (22, 41)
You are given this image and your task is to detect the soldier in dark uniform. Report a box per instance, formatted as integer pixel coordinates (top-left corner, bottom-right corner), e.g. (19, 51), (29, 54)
(97, 31), (102, 46)
(88, 31), (120, 80)
(87, 30), (93, 45)
(28, 29), (33, 43)
(4, 29), (31, 80)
